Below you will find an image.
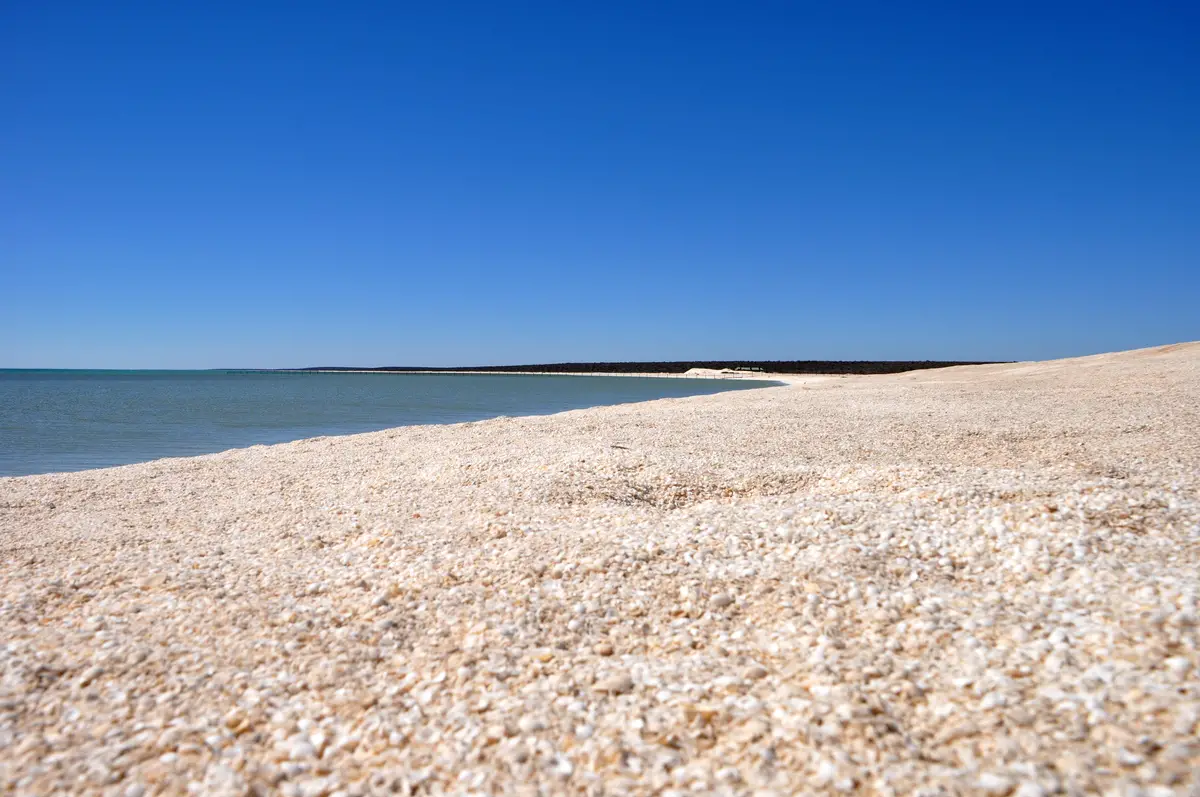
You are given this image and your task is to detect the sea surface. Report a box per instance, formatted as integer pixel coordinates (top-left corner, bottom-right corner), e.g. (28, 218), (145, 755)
(0, 370), (776, 477)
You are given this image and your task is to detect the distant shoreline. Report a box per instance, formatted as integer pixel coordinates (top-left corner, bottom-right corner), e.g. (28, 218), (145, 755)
(247, 359), (1001, 376)
(234, 369), (781, 380)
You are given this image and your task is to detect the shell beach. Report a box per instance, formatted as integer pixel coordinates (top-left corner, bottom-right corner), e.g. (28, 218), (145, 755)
(1, 343), (1198, 796)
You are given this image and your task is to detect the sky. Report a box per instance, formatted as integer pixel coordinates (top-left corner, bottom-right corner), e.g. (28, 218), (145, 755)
(2, 2), (1197, 368)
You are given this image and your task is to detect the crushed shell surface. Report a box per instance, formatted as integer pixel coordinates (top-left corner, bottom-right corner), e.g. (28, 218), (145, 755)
(1, 343), (1199, 795)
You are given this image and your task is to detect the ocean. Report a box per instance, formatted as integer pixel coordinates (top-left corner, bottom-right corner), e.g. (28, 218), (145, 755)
(0, 370), (776, 477)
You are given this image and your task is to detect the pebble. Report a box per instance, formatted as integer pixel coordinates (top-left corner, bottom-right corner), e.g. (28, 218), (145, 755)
(77, 666), (103, 688)
(979, 773), (1014, 795)
(710, 593), (734, 609)
(595, 674), (635, 695)
(289, 740), (316, 760)
(1117, 748), (1145, 767)
(517, 716), (546, 733)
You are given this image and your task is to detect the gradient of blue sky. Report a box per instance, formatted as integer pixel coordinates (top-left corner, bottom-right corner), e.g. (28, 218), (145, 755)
(2, 1), (1197, 368)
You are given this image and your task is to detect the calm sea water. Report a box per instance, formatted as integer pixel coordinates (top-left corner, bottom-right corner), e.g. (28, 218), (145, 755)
(0, 370), (776, 477)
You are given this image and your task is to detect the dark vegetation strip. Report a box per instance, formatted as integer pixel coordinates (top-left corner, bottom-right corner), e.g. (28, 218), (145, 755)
(283, 361), (1001, 376)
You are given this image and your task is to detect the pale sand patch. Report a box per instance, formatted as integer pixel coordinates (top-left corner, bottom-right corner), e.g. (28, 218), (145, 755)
(1, 342), (1198, 795)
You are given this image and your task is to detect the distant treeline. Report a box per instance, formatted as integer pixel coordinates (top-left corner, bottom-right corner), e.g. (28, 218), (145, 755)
(292, 360), (999, 375)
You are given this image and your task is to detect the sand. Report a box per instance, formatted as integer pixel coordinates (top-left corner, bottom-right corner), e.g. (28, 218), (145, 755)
(1, 343), (1198, 796)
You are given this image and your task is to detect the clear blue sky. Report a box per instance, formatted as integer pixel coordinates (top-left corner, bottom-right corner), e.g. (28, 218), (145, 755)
(3, 2), (1197, 368)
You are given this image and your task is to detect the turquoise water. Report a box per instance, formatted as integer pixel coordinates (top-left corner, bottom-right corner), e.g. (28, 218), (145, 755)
(0, 370), (776, 477)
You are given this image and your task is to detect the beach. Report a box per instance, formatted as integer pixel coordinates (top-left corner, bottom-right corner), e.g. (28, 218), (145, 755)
(1, 343), (1197, 795)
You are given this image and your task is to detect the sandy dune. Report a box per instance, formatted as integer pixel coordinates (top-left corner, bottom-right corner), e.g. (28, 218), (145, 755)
(2, 343), (1198, 796)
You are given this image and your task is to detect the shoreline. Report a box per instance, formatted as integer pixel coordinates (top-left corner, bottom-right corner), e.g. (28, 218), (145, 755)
(1, 342), (1197, 794)
(239, 359), (1000, 377)
(264, 368), (785, 380)
(0, 374), (788, 481)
